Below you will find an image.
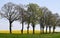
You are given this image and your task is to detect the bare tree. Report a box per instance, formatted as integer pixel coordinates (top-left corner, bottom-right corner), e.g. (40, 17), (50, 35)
(0, 2), (21, 34)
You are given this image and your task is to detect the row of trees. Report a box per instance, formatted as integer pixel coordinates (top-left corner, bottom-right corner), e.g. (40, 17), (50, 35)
(0, 2), (60, 34)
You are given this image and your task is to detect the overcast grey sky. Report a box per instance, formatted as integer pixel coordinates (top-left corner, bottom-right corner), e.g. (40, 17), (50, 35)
(0, 0), (60, 31)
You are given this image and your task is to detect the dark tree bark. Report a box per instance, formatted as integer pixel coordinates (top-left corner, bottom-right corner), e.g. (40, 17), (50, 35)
(21, 21), (24, 34)
(9, 15), (12, 34)
(33, 25), (35, 34)
(27, 23), (29, 34)
(40, 16), (45, 34)
(9, 21), (12, 34)
(21, 10), (24, 34)
(49, 26), (51, 33)
(42, 26), (44, 33)
(46, 25), (48, 33)
(32, 23), (35, 34)
(40, 23), (44, 34)
(27, 17), (30, 34)
(53, 26), (55, 33)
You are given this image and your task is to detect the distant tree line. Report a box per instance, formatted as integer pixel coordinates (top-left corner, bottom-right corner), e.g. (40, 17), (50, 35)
(0, 2), (60, 34)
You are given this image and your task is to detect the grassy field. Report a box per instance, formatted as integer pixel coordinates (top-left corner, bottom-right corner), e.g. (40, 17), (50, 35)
(0, 33), (60, 38)
(0, 30), (60, 38)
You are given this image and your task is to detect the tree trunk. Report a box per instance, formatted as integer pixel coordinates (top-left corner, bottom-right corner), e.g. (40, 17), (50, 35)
(53, 26), (55, 33)
(27, 23), (29, 34)
(9, 21), (12, 34)
(46, 25), (48, 33)
(42, 26), (44, 34)
(49, 26), (51, 33)
(21, 21), (24, 34)
(40, 23), (44, 34)
(33, 26), (35, 34)
(32, 24), (35, 34)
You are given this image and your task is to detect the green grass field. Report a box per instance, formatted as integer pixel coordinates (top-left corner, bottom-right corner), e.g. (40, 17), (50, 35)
(0, 30), (60, 38)
(0, 33), (60, 38)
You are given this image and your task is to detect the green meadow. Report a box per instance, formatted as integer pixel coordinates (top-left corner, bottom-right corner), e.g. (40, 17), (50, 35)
(0, 33), (60, 38)
(0, 30), (59, 38)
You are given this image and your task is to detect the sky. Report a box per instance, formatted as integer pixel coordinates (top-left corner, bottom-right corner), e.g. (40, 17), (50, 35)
(0, 0), (60, 31)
